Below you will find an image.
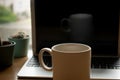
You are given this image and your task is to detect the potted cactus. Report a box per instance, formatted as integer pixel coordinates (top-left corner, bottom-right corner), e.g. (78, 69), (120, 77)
(8, 32), (29, 58)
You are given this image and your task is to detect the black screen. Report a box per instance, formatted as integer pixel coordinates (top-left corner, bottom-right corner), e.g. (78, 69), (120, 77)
(33, 0), (119, 56)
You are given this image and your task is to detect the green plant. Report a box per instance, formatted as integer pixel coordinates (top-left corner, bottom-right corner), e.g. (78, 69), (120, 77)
(0, 5), (17, 23)
(11, 32), (29, 39)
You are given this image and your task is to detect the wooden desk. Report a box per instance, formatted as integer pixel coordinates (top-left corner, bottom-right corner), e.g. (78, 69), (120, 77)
(0, 57), (28, 80)
(0, 50), (52, 80)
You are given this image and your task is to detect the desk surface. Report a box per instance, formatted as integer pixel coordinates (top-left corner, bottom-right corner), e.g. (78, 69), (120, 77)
(0, 57), (28, 80)
(0, 53), (52, 80)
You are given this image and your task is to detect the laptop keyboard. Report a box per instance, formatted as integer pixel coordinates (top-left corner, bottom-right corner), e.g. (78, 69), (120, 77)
(91, 63), (120, 69)
(27, 56), (120, 69)
(91, 57), (120, 69)
(26, 56), (40, 67)
(27, 56), (52, 67)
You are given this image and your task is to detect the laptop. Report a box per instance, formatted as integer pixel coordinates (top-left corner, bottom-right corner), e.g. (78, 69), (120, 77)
(17, 0), (120, 80)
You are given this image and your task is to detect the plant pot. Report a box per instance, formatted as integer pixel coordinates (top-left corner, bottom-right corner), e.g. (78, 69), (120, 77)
(8, 37), (29, 58)
(0, 41), (16, 67)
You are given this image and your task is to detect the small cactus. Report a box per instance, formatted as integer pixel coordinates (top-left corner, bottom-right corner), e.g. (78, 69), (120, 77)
(11, 32), (29, 39)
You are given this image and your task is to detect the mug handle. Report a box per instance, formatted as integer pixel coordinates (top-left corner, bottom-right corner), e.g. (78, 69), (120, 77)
(39, 48), (52, 71)
(60, 18), (71, 32)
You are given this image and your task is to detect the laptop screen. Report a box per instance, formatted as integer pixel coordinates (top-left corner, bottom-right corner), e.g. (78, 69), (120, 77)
(32, 0), (119, 57)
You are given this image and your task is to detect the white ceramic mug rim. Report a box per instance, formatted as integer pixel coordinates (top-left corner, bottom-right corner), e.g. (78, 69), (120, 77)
(52, 43), (91, 53)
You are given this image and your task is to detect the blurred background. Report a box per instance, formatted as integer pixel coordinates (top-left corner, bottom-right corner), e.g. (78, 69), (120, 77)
(0, 0), (32, 47)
